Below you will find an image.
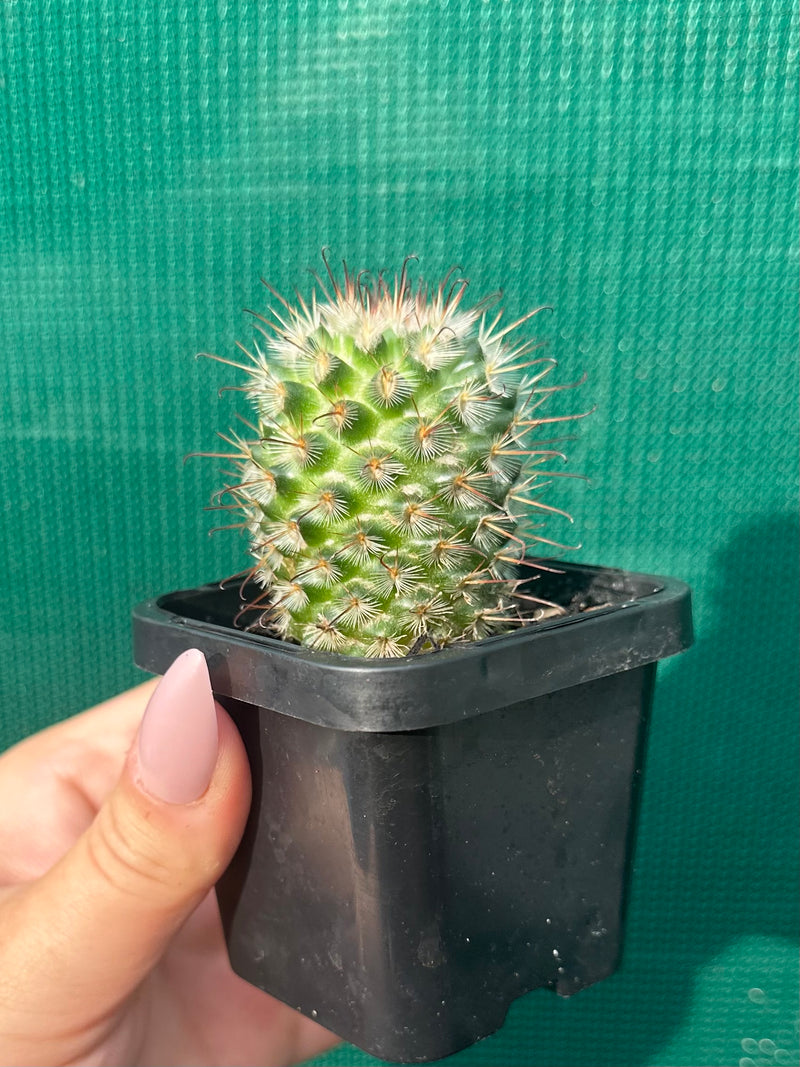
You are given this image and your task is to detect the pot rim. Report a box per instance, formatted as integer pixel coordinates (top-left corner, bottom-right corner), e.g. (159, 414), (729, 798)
(132, 561), (692, 731)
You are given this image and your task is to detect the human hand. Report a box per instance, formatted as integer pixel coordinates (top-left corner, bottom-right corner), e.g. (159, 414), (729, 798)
(0, 650), (338, 1066)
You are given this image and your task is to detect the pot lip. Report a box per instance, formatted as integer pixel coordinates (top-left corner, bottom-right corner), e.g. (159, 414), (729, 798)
(132, 561), (693, 732)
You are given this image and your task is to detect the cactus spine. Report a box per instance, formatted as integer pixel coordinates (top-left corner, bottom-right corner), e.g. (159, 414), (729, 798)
(205, 257), (583, 657)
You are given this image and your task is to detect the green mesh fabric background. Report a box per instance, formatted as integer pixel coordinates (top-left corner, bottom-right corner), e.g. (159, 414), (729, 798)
(1, 1), (798, 1065)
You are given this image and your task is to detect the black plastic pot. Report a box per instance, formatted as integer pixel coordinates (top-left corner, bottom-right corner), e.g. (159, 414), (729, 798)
(132, 562), (692, 1063)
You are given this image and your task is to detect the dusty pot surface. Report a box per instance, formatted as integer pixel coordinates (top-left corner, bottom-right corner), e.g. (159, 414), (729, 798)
(133, 562), (692, 1062)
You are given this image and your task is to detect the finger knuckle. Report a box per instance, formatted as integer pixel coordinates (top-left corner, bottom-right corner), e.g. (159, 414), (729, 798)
(85, 798), (177, 902)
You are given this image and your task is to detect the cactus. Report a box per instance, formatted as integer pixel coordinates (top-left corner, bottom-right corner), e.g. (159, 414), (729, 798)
(203, 256), (585, 657)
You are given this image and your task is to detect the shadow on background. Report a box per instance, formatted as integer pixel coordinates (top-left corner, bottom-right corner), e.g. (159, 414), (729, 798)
(489, 511), (800, 1067)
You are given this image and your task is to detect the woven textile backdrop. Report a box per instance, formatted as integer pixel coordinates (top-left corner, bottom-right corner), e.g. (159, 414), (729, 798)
(1, 1), (798, 1065)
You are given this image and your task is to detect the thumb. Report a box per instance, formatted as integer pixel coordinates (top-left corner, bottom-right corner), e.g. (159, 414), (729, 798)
(0, 650), (251, 1045)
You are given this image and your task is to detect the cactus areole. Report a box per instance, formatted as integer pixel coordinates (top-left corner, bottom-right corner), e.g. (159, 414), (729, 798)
(203, 256), (586, 658)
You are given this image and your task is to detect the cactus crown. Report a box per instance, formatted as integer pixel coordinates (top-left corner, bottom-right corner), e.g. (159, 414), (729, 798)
(204, 256), (584, 657)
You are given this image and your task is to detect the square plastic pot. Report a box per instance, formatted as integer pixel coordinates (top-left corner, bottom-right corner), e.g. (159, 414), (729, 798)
(132, 561), (692, 1063)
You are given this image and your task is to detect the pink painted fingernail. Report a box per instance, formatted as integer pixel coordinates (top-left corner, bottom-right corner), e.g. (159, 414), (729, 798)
(137, 649), (219, 804)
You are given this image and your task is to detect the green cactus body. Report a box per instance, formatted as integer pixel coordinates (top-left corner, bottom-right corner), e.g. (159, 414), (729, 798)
(210, 260), (580, 657)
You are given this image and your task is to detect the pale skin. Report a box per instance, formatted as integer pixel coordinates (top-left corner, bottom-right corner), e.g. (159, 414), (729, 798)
(0, 680), (338, 1067)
